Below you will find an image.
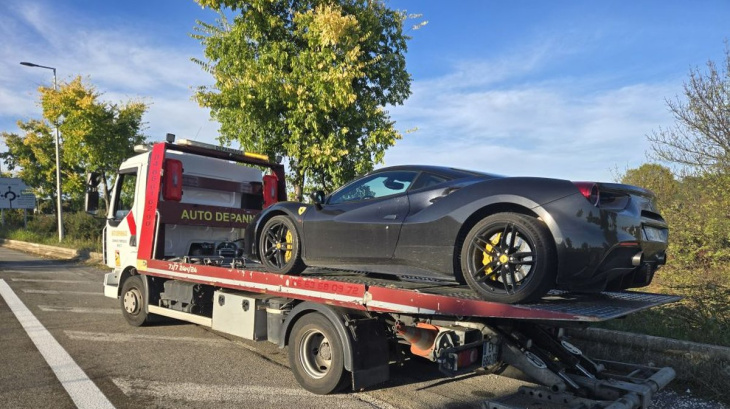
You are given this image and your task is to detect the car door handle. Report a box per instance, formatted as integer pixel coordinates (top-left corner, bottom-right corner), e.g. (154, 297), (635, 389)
(383, 214), (398, 220)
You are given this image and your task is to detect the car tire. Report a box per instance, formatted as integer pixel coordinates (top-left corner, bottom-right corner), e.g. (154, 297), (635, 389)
(259, 215), (306, 274)
(288, 313), (350, 394)
(460, 213), (556, 304)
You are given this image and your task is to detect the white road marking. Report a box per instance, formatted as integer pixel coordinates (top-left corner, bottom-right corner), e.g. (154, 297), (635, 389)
(23, 289), (102, 296)
(0, 279), (116, 409)
(11, 278), (90, 283)
(65, 331), (229, 347)
(38, 305), (118, 314)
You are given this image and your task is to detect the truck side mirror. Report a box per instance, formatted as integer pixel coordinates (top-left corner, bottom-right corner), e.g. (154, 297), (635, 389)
(85, 172), (101, 215)
(85, 190), (99, 214)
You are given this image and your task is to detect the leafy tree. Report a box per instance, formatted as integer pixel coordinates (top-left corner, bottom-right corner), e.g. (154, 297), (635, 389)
(620, 163), (678, 210)
(1, 76), (147, 212)
(193, 0), (412, 200)
(648, 44), (730, 173)
(1, 120), (72, 213)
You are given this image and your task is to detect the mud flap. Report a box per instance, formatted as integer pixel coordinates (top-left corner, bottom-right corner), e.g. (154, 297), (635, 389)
(349, 318), (390, 391)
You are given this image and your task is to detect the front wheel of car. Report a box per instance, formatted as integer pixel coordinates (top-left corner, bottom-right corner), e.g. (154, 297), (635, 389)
(259, 215), (306, 275)
(460, 213), (556, 304)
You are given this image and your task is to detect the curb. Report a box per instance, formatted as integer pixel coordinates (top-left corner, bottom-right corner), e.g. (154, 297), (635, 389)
(567, 327), (730, 394)
(0, 238), (103, 262)
(567, 327), (730, 362)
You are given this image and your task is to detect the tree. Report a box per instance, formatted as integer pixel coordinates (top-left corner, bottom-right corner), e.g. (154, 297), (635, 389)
(648, 43), (730, 173)
(620, 163), (678, 210)
(1, 120), (67, 213)
(193, 0), (412, 200)
(1, 76), (147, 212)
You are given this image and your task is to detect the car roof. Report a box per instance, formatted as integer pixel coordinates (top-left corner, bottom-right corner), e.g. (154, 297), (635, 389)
(371, 165), (500, 179)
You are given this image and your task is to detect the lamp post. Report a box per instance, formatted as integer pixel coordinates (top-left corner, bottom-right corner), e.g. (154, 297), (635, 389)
(20, 61), (64, 241)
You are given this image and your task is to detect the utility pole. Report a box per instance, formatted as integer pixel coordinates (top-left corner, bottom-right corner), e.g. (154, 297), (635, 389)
(20, 61), (64, 241)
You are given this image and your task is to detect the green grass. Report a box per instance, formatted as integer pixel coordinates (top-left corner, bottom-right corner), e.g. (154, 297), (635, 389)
(0, 219), (102, 253)
(599, 302), (730, 347)
(1, 228), (102, 253)
(596, 268), (730, 347)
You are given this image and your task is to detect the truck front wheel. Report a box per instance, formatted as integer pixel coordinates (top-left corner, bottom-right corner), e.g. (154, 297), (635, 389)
(288, 313), (349, 394)
(120, 275), (151, 327)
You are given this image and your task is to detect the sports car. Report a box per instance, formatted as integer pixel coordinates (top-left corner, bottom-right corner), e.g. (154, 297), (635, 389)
(244, 165), (668, 304)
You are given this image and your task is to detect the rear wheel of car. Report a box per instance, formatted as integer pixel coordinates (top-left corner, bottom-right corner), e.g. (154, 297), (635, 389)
(461, 213), (556, 304)
(259, 215), (306, 274)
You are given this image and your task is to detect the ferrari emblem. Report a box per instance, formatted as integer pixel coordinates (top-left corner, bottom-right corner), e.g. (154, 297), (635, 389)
(298, 206), (307, 215)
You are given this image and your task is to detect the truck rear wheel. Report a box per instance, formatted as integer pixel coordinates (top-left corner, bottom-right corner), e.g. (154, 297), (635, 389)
(121, 275), (151, 327)
(288, 313), (349, 394)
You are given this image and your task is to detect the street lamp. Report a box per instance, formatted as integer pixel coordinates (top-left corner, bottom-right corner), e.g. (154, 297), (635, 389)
(20, 61), (64, 241)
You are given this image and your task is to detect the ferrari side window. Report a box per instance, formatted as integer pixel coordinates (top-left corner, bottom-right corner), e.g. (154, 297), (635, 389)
(330, 171), (417, 204)
(411, 173), (449, 190)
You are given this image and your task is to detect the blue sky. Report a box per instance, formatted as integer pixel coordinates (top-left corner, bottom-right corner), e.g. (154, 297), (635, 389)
(1, 0), (728, 182)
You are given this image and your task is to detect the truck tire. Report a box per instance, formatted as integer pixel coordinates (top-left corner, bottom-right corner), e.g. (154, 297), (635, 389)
(288, 312), (349, 394)
(120, 275), (151, 327)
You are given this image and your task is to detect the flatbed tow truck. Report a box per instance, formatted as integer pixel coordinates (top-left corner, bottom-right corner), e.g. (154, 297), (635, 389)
(89, 136), (679, 409)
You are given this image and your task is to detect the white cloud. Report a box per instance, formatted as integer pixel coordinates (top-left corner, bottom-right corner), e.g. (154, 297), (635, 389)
(385, 51), (678, 182)
(1, 0), (218, 150)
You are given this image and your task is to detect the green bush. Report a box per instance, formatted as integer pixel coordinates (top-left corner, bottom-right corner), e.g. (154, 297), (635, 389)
(0, 209), (26, 229)
(0, 211), (103, 253)
(63, 211), (104, 241)
(27, 214), (58, 235)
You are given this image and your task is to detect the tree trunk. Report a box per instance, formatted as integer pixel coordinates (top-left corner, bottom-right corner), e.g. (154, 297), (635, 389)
(290, 159), (305, 202)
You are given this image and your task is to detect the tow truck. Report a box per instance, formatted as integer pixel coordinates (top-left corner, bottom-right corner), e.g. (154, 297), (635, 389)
(86, 135), (679, 408)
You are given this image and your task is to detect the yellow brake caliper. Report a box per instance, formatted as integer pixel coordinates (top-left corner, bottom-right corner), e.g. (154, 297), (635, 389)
(284, 230), (293, 262)
(481, 233), (501, 280)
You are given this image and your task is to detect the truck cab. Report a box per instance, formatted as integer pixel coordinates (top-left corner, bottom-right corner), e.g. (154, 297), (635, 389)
(88, 137), (286, 297)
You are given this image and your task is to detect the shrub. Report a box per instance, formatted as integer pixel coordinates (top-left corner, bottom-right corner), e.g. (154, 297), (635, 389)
(0, 209), (26, 229)
(27, 214), (58, 236)
(63, 211), (105, 241)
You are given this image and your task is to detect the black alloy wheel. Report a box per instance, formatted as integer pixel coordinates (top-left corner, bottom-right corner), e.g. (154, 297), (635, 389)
(259, 215), (305, 274)
(461, 213), (555, 304)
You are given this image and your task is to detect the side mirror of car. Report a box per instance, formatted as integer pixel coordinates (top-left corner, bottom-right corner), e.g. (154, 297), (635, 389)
(310, 190), (325, 209)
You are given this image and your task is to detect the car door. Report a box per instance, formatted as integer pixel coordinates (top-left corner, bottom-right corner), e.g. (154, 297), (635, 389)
(303, 170), (418, 262)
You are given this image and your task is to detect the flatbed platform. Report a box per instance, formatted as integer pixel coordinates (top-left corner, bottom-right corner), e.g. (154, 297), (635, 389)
(300, 268), (680, 321)
(141, 259), (680, 322)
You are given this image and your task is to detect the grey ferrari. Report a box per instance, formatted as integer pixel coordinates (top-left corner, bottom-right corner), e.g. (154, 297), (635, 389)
(245, 165), (668, 304)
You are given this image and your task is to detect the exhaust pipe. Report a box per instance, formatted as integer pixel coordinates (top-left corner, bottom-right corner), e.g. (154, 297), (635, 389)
(631, 251), (643, 266)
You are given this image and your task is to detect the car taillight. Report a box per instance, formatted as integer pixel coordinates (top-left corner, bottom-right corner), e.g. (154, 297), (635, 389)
(573, 182), (599, 206)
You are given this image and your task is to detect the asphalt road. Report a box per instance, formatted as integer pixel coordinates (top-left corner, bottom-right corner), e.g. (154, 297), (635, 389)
(0, 246), (726, 409)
